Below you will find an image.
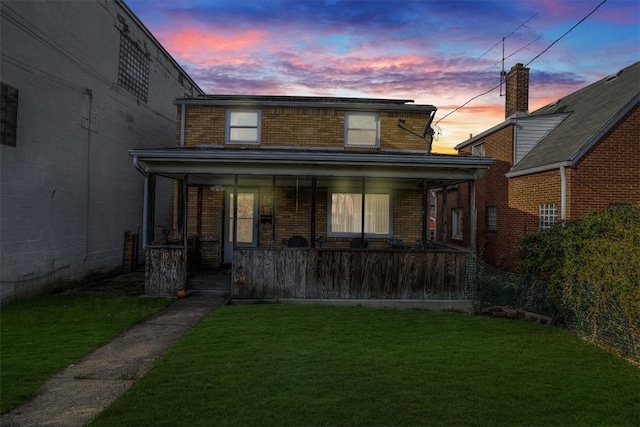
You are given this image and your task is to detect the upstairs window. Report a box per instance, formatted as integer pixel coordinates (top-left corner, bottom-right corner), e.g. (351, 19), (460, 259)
(539, 203), (558, 229)
(329, 191), (390, 237)
(118, 33), (150, 102)
(1, 83), (18, 147)
(345, 112), (379, 147)
(472, 142), (485, 156)
(226, 110), (261, 144)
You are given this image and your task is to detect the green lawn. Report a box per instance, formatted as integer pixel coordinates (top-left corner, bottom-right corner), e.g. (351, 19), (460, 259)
(92, 304), (639, 427)
(0, 295), (171, 413)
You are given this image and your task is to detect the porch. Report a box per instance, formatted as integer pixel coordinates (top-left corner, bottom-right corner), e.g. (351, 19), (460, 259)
(132, 147), (493, 304)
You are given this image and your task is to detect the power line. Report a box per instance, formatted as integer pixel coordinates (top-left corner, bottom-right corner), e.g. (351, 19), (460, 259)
(526, 0), (607, 67)
(435, 0), (608, 127)
(477, 13), (538, 60)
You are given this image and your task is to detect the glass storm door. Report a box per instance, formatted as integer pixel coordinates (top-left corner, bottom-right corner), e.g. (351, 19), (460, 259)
(224, 189), (258, 263)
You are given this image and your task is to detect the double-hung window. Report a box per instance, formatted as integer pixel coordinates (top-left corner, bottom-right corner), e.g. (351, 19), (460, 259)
(539, 203), (558, 229)
(345, 112), (379, 147)
(329, 190), (391, 237)
(226, 110), (260, 144)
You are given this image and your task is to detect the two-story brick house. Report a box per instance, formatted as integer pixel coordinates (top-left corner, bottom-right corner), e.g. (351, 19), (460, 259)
(442, 61), (639, 272)
(131, 95), (494, 306)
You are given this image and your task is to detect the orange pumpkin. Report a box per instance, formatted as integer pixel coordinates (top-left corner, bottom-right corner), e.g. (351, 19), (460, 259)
(176, 289), (187, 299)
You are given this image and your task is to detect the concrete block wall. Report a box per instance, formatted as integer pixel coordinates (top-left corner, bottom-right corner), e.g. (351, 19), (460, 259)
(0, 1), (199, 302)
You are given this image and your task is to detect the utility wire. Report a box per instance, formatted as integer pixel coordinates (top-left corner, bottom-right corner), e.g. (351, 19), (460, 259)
(435, 0), (608, 126)
(477, 12), (538, 60)
(526, 0), (607, 66)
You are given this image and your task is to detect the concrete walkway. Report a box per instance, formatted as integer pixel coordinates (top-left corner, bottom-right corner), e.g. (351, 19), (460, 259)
(1, 274), (230, 427)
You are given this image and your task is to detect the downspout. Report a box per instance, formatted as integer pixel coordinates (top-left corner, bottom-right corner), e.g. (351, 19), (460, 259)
(560, 165), (567, 222)
(133, 156), (149, 250)
(180, 103), (186, 147)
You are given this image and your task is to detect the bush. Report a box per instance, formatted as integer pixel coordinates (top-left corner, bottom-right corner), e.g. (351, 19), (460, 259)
(517, 204), (640, 362)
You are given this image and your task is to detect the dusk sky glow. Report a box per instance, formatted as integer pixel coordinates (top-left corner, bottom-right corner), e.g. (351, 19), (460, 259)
(125, 0), (640, 152)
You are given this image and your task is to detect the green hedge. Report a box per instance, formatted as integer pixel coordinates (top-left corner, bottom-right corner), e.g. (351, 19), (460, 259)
(517, 204), (640, 363)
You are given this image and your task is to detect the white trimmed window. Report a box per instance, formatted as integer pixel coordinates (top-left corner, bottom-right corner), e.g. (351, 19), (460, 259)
(345, 112), (379, 146)
(539, 203), (558, 229)
(226, 110), (261, 144)
(471, 142), (485, 156)
(452, 209), (463, 240)
(487, 206), (497, 232)
(329, 191), (390, 237)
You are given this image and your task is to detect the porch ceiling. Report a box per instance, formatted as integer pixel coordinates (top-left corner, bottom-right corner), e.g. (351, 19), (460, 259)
(130, 148), (494, 185)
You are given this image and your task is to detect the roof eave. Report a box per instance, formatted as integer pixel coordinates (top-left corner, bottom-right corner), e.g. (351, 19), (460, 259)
(173, 98), (437, 112)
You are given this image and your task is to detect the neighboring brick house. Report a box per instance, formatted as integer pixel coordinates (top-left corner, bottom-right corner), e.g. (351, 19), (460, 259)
(0, 0), (202, 302)
(440, 61), (639, 272)
(131, 95), (494, 299)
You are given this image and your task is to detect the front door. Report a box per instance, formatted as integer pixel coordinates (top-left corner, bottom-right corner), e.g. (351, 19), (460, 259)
(224, 189), (259, 263)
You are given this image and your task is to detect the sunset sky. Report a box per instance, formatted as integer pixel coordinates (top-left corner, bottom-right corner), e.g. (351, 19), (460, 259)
(125, 0), (639, 153)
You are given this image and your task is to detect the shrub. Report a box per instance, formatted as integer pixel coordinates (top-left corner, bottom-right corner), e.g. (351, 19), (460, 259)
(517, 204), (640, 362)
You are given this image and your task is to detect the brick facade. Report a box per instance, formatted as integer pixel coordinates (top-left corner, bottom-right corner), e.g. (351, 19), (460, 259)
(177, 105), (432, 151)
(448, 97), (639, 272)
(173, 103), (435, 267)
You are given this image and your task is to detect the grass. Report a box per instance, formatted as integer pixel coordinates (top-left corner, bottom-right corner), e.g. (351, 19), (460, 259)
(0, 295), (171, 413)
(92, 304), (639, 426)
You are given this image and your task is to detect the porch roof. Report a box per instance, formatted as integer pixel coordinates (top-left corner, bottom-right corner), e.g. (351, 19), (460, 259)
(130, 147), (494, 186)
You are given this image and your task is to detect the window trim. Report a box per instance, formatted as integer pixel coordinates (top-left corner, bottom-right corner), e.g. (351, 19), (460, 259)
(344, 112), (380, 147)
(327, 188), (392, 238)
(451, 208), (463, 240)
(226, 109), (261, 144)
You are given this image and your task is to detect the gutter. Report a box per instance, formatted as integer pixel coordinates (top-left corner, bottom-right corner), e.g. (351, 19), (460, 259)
(505, 161), (570, 178)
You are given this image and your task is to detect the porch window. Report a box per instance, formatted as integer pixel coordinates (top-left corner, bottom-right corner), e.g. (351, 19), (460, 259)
(329, 191), (390, 236)
(226, 110), (260, 144)
(539, 203), (558, 229)
(452, 209), (463, 240)
(345, 112), (379, 146)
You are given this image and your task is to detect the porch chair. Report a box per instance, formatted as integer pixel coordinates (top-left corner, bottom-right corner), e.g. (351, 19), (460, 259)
(350, 237), (369, 249)
(286, 235), (309, 248)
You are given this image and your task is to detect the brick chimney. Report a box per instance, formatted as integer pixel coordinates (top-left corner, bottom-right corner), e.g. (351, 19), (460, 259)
(505, 63), (529, 118)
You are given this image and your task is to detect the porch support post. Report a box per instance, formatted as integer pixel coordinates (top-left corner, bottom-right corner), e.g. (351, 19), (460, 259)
(469, 180), (477, 252)
(441, 185), (448, 241)
(421, 179), (428, 250)
(311, 176), (317, 248)
(233, 175), (238, 250)
(181, 176), (189, 249)
(196, 186), (203, 236)
(360, 176), (366, 243)
(144, 173), (155, 247)
(272, 175), (276, 247)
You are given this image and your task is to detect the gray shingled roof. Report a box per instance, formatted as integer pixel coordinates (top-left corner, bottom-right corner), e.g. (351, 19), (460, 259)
(509, 61), (639, 174)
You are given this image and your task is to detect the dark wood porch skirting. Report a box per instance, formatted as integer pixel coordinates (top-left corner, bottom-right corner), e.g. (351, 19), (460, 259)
(232, 248), (475, 309)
